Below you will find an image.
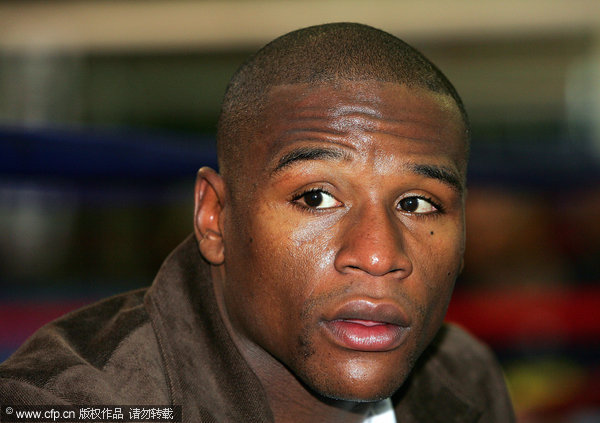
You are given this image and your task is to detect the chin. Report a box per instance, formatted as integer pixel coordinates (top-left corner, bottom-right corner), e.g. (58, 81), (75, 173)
(288, 329), (419, 403)
(299, 362), (410, 403)
(312, 380), (401, 403)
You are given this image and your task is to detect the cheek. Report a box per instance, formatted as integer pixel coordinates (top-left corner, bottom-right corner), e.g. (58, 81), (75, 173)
(409, 222), (464, 335)
(224, 209), (316, 326)
(289, 212), (341, 273)
(240, 213), (341, 350)
(416, 215), (464, 282)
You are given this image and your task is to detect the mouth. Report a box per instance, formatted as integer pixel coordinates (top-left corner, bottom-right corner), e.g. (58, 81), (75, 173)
(321, 300), (410, 352)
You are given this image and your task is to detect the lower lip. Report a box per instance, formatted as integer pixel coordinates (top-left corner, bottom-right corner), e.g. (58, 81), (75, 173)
(322, 320), (408, 352)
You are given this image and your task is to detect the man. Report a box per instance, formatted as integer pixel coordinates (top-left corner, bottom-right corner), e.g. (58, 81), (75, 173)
(1, 23), (515, 422)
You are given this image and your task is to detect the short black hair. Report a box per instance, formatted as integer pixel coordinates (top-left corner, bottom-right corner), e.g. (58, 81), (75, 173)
(217, 22), (469, 179)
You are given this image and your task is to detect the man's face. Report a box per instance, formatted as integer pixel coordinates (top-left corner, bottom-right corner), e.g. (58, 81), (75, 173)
(219, 81), (467, 401)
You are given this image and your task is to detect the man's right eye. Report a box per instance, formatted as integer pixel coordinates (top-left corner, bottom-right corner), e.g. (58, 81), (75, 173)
(294, 189), (342, 209)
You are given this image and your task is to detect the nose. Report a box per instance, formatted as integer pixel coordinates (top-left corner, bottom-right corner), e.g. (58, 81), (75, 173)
(334, 203), (413, 278)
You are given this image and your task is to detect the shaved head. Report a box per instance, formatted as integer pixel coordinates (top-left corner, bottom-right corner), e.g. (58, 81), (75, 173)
(217, 22), (469, 183)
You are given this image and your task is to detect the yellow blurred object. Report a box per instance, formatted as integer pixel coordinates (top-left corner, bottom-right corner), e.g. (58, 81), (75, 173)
(505, 358), (586, 415)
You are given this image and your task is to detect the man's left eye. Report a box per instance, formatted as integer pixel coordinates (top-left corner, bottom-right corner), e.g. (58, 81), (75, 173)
(297, 190), (341, 209)
(397, 196), (438, 214)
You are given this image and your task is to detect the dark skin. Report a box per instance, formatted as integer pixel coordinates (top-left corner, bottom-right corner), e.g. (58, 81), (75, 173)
(195, 81), (467, 422)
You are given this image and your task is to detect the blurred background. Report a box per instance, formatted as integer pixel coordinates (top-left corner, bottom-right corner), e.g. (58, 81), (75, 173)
(1, 1), (599, 421)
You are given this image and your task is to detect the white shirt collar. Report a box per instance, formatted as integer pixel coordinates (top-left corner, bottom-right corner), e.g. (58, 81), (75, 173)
(363, 398), (396, 423)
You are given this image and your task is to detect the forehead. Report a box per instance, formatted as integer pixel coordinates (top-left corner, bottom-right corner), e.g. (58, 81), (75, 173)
(265, 80), (463, 123)
(255, 81), (467, 171)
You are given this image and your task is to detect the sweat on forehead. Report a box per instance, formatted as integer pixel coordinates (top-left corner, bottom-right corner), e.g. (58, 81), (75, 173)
(216, 22), (470, 179)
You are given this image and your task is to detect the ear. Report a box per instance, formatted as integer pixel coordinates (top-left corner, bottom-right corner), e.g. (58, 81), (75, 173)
(194, 167), (226, 266)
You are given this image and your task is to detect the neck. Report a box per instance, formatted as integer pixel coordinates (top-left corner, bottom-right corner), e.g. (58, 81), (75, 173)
(210, 266), (371, 423)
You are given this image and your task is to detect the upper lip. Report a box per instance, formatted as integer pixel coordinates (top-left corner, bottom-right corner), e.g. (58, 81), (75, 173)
(323, 299), (410, 327)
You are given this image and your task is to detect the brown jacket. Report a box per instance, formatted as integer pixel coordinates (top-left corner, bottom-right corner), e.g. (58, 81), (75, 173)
(0, 236), (515, 422)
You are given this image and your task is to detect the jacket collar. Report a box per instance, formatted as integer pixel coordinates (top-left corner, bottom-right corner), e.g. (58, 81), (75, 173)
(392, 325), (483, 423)
(144, 235), (273, 422)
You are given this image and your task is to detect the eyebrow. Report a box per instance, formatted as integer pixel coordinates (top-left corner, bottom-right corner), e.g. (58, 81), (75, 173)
(272, 146), (352, 175)
(270, 146), (463, 193)
(409, 163), (463, 193)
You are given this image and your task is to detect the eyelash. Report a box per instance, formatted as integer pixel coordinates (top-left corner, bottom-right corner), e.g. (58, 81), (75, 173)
(290, 186), (335, 212)
(290, 188), (445, 218)
(399, 195), (445, 217)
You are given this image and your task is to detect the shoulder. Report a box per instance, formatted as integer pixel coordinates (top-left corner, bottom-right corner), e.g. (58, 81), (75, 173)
(416, 323), (516, 422)
(0, 289), (169, 404)
(429, 323), (501, 377)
